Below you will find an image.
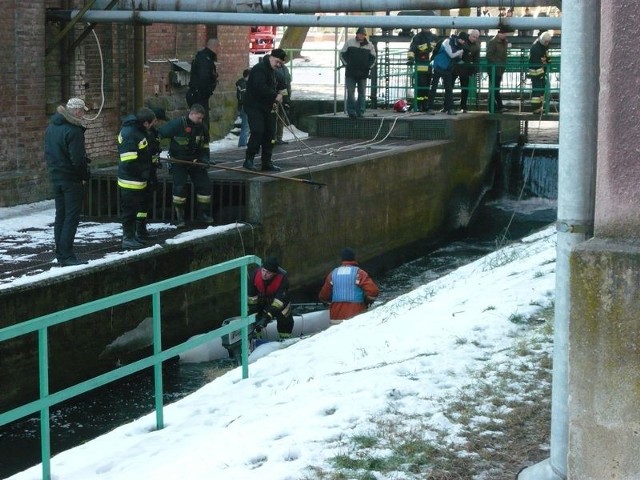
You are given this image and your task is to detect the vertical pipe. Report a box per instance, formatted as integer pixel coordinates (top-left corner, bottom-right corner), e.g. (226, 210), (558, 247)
(134, 24), (145, 109)
(517, 2), (599, 479)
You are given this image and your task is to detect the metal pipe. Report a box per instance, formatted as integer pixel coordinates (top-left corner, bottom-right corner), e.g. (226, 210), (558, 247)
(54, 11), (562, 30)
(517, 1), (599, 478)
(90, 0), (561, 13)
(134, 24), (145, 109)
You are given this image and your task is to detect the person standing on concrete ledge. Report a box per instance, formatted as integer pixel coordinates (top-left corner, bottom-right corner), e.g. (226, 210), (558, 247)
(319, 248), (380, 324)
(44, 97), (91, 267)
(424, 32), (467, 115)
(158, 103), (214, 228)
(243, 48), (287, 172)
(486, 27), (511, 113)
(248, 256), (294, 340)
(340, 27), (377, 119)
(528, 31), (554, 114)
(116, 107), (157, 250)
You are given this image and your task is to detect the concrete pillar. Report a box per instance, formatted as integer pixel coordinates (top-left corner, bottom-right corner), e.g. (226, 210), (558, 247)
(567, 1), (640, 478)
(569, 241), (640, 478)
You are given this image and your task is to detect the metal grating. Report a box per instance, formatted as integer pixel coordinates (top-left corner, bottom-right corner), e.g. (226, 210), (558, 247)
(315, 116), (451, 141)
(84, 170), (247, 225)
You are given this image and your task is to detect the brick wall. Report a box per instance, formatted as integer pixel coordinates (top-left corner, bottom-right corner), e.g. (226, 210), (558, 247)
(0, 0), (252, 207)
(0, 1), (49, 206)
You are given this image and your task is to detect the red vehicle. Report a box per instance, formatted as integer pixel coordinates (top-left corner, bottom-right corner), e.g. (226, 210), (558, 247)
(250, 26), (276, 54)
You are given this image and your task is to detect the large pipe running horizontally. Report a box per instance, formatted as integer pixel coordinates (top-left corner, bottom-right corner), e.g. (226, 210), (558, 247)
(55, 11), (562, 30)
(90, 0), (561, 14)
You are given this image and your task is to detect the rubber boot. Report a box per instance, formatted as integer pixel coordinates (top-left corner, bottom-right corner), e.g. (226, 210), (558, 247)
(243, 153), (257, 171)
(195, 202), (214, 224)
(261, 153), (281, 172)
(174, 204), (187, 229)
(121, 221), (146, 250)
(135, 220), (150, 243)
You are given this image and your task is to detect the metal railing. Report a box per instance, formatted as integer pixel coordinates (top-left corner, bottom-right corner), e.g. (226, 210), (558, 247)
(0, 254), (261, 480)
(282, 43), (560, 114)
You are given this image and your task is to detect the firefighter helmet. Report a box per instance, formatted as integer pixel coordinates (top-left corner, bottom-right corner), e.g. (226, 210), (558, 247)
(393, 99), (410, 113)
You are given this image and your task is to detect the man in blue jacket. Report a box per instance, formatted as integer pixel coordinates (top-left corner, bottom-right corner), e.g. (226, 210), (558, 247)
(44, 97), (91, 267)
(340, 27), (377, 118)
(425, 32), (467, 115)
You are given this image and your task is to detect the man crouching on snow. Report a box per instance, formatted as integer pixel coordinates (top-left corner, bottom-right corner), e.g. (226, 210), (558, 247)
(319, 248), (380, 324)
(248, 256), (294, 340)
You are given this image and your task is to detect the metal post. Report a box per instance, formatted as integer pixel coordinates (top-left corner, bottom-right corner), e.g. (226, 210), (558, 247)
(39, 328), (51, 480)
(152, 292), (164, 430)
(134, 24), (145, 109)
(517, 2), (599, 478)
(240, 264), (249, 379)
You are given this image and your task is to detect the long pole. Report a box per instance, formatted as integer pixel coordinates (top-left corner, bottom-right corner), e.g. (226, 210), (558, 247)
(166, 158), (326, 187)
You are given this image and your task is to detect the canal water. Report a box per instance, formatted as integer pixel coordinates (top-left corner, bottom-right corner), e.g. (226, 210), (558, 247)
(0, 194), (557, 478)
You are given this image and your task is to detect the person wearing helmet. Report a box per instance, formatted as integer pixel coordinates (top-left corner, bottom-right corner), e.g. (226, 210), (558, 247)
(406, 27), (436, 112)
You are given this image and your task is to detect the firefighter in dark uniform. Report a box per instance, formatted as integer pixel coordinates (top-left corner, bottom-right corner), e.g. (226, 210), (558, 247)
(528, 31), (554, 114)
(407, 28), (436, 112)
(157, 103), (214, 228)
(248, 256), (294, 340)
(117, 107), (157, 250)
(134, 107), (167, 242)
(243, 48), (287, 172)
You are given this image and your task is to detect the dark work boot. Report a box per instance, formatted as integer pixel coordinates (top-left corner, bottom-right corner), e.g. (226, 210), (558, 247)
(243, 154), (257, 171)
(261, 153), (281, 172)
(195, 202), (214, 224)
(122, 221), (146, 250)
(174, 204), (187, 229)
(135, 220), (150, 243)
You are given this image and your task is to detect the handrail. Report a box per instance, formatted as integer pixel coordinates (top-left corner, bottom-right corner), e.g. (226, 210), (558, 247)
(283, 44), (560, 113)
(0, 254), (261, 480)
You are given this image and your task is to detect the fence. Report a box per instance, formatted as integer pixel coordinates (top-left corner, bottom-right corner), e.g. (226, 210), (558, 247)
(0, 254), (261, 480)
(282, 42), (560, 114)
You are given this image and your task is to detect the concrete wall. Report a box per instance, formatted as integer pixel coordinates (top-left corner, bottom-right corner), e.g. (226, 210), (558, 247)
(247, 116), (496, 293)
(568, 240), (640, 479)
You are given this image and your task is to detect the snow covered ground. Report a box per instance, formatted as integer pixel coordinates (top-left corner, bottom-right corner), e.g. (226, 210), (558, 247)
(8, 224), (556, 479)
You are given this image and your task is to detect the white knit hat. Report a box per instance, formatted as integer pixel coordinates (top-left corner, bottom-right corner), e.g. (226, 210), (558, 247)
(66, 98), (89, 111)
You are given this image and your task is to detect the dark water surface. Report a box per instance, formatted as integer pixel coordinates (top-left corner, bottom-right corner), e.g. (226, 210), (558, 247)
(0, 196), (556, 479)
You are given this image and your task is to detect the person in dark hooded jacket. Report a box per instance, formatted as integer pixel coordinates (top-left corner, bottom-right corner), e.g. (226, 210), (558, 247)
(242, 48), (287, 172)
(44, 97), (91, 267)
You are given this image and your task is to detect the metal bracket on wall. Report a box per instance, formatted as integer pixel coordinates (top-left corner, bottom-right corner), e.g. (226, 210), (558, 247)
(556, 220), (593, 235)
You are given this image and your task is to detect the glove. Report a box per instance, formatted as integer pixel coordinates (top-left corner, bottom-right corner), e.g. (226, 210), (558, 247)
(254, 313), (270, 332)
(406, 59), (414, 66)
